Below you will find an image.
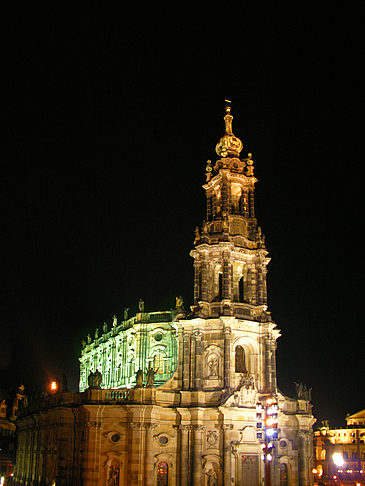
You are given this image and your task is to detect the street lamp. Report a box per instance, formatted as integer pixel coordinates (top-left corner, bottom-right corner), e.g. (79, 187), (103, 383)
(256, 396), (278, 486)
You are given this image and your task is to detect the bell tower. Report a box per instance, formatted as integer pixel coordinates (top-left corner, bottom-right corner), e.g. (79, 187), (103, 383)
(191, 101), (270, 321)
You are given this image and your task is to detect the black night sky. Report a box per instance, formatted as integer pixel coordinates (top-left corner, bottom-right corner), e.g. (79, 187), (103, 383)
(3, 6), (363, 426)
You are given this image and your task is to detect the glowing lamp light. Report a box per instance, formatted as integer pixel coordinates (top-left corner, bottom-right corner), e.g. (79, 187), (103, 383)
(0, 477), (4, 485)
(267, 453), (273, 461)
(312, 468), (317, 474)
(332, 452), (345, 467)
(266, 397), (275, 405)
(48, 380), (59, 394)
(266, 417), (276, 427)
(266, 429), (275, 437)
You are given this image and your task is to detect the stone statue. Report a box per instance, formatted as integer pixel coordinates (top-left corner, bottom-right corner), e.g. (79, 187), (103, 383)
(81, 339), (86, 349)
(61, 373), (68, 392)
(208, 356), (219, 377)
(87, 333), (91, 344)
(206, 468), (218, 486)
(103, 322), (108, 333)
(138, 299), (144, 312)
(95, 328), (99, 339)
(94, 370), (102, 388)
(107, 467), (119, 486)
(124, 307), (129, 320)
(88, 371), (94, 388)
(295, 382), (312, 401)
(112, 315), (117, 327)
(88, 370), (102, 389)
(175, 295), (184, 309)
(135, 369), (143, 388)
(146, 367), (156, 387)
(194, 226), (200, 244)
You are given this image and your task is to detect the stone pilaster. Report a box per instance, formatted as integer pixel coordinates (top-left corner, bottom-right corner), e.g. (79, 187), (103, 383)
(144, 423), (158, 486)
(223, 424), (233, 486)
(183, 331), (192, 390)
(192, 425), (204, 485)
(194, 330), (204, 390)
(223, 327), (231, 389)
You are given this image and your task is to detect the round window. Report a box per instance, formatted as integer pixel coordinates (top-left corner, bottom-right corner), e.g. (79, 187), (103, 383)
(154, 333), (163, 342)
(159, 435), (168, 445)
(111, 434), (120, 443)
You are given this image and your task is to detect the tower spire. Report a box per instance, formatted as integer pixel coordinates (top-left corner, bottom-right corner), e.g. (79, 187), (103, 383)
(191, 103), (268, 320)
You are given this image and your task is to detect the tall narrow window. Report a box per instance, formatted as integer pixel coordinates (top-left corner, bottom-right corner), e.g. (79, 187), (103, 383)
(235, 345), (247, 373)
(157, 461), (168, 486)
(218, 273), (223, 300)
(239, 276), (244, 302)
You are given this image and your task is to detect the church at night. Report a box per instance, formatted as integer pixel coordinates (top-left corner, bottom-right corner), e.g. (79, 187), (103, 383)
(14, 104), (315, 486)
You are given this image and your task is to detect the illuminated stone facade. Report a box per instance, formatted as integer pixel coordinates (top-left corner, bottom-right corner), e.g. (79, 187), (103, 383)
(14, 104), (315, 486)
(313, 410), (365, 484)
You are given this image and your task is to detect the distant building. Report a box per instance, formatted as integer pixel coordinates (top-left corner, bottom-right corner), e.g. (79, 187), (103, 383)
(0, 385), (26, 480)
(313, 409), (365, 485)
(14, 104), (315, 485)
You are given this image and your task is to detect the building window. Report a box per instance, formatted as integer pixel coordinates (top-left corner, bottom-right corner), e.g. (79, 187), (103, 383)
(154, 354), (165, 374)
(239, 276), (244, 302)
(157, 461), (168, 486)
(218, 273), (223, 300)
(280, 463), (288, 486)
(235, 346), (247, 373)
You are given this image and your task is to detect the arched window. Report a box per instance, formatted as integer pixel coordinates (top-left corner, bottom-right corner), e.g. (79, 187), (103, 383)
(280, 463), (288, 486)
(157, 461), (168, 486)
(235, 345), (247, 373)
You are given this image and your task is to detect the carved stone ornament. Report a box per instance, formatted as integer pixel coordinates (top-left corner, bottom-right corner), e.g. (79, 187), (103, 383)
(224, 380), (258, 408)
(206, 430), (219, 448)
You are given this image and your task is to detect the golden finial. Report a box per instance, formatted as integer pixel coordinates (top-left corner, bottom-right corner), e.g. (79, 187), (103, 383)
(215, 99), (243, 157)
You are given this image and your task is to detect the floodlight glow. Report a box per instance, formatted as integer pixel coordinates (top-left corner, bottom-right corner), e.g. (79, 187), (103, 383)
(266, 417), (276, 427)
(332, 452), (345, 467)
(266, 429), (275, 437)
(267, 453), (273, 461)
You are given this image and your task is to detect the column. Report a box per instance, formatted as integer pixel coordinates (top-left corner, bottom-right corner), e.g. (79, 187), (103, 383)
(128, 423), (144, 485)
(194, 262), (201, 303)
(183, 331), (192, 390)
(201, 258), (209, 302)
(223, 424), (233, 486)
(193, 425), (204, 485)
(179, 425), (192, 486)
(194, 331), (204, 390)
(223, 254), (230, 300)
(224, 328), (231, 389)
(144, 423), (158, 486)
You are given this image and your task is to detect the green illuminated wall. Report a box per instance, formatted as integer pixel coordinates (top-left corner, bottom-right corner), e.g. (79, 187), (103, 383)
(79, 311), (178, 391)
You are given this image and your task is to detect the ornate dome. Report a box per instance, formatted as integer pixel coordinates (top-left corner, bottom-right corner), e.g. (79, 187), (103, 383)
(215, 103), (243, 158)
